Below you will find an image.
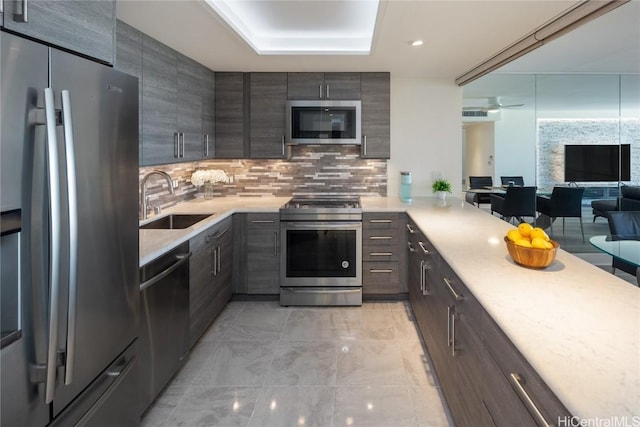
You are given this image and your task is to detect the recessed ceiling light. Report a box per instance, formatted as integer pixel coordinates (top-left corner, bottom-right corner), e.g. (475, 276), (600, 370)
(205, 0), (380, 55)
(410, 40), (424, 47)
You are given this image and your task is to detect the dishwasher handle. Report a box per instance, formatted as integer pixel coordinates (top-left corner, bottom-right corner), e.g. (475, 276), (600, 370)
(140, 253), (191, 291)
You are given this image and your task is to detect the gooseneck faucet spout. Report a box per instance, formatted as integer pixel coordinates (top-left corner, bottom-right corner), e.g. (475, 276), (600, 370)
(140, 170), (175, 220)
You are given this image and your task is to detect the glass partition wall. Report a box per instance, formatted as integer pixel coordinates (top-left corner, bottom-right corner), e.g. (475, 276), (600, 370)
(462, 73), (640, 253)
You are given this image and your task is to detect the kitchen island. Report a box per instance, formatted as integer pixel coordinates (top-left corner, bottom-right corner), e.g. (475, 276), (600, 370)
(140, 195), (639, 421)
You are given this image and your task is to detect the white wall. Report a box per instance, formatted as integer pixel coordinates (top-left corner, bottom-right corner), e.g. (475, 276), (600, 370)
(388, 77), (463, 197)
(494, 108), (537, 186)
(463, 122), (494, 183)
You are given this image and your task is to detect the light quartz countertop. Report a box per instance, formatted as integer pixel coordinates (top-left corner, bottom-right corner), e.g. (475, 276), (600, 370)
(140, 195), (640, 420)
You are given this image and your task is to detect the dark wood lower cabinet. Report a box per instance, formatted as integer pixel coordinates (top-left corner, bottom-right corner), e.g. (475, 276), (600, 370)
(406, 216), (571, 427)
(189, 217), (232, 348)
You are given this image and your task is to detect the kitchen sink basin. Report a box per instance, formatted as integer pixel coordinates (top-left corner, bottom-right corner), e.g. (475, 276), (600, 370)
(140, 214), (213, 230)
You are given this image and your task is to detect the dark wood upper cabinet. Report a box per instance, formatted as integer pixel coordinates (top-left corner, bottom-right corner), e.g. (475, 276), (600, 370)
(324, 73), (361, 100)
(287, 72), (361, 100)
(140, 35), (177, 165)
(249, 73), (288, 159)
(215, 72), (246, 159)
(115, 21), (143, 156)
(361, 72), (391, 159)
(201, 69), (216, 159)
(177, 55), (204, 162)
(2, 0), (115, 64)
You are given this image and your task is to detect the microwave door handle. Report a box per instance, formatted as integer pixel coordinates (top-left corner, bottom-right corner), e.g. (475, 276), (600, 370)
(61, 90), (78, 386)
(43, 88), (62, 404)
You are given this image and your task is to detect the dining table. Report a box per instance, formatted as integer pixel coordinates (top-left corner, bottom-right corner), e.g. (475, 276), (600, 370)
(589, 235), (640, 285)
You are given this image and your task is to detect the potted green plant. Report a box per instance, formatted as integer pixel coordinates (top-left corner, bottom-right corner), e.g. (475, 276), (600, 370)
(432, 178), (452, 200)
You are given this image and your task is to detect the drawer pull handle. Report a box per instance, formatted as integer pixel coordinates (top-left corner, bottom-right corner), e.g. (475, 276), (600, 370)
(370, 252), (392, 256)
(369, 236), (392, 240)
(407, 242), (416, 252)
(370, 269), (393, 273)
(509, 373), (553, 427)
(251, 220), (275, 223)
(418, 241), (429, 254)
(443, 277), (464, 301)
(369, 219), (392, 223)
(406, 224), (416, 234)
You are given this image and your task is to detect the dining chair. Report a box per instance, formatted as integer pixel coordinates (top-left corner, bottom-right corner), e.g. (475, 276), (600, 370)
(606, 211), (640, 276)
(500, 176), (525, 186)
(465, 176), (493, 207)
(536, 186), (586, 242)
(490, 186), (537, 224)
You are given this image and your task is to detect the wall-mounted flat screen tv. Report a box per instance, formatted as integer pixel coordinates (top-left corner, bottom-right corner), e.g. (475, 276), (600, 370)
(564, 144), (631, 182)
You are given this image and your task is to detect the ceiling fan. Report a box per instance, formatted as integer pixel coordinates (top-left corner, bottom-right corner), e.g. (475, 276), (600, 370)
(462, 96), (525, 113)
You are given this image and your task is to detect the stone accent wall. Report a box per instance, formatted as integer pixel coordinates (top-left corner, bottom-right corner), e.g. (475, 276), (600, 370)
(139, 145), (387, 211)
(536, 118), (640, 191)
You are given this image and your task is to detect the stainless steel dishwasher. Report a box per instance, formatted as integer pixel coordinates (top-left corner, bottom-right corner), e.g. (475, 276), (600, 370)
(139, 242), (191, 415)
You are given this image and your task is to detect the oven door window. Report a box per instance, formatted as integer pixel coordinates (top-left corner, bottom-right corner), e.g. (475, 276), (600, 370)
(286, 228), (357, 278)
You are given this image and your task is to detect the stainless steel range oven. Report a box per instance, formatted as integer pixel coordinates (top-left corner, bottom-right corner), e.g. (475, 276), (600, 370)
(280, 197), (362, 306)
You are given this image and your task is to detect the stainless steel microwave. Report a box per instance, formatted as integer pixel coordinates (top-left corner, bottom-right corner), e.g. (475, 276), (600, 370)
(286, 100), (361, 145)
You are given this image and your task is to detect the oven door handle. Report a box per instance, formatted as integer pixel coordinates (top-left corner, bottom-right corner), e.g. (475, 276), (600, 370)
(282, 222), (362, 229)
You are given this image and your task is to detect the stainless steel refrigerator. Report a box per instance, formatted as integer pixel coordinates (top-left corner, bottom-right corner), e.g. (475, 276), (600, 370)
(0, 31), (140, 426)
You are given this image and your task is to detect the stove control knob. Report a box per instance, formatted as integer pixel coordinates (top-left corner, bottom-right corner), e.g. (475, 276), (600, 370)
(341, 261), (350, 269)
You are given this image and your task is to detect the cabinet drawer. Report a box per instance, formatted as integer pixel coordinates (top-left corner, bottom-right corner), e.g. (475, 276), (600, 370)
(483, 313), (571, 425)
(363, 212), (400, 229)
(437, 261), (484, 328)
(363, 228), (399, 246)
(247, 212), (279, 226)
(363, 261), (400, 294)
(363, 247), (398, 262)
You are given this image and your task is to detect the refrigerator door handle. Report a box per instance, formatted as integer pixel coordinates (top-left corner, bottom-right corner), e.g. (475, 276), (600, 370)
(61, 90), (78, 386)
(43, 88), (63, 404)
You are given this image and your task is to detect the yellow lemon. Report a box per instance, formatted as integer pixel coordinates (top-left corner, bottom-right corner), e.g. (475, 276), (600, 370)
(530, 227), (550, 241)
(506, 229), (522, 242)
(544, 241), (554, 249)
(531, 238), (549, 249)
(515, 238), (532, 248)
(517, 223), (533, 238)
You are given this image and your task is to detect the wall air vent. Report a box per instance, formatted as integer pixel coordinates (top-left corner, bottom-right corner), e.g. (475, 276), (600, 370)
(461, 109), (500, 122)
(462, 110), (488, 117)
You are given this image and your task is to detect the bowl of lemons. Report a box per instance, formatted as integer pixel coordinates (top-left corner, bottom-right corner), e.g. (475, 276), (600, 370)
(504, 223), (559, 269)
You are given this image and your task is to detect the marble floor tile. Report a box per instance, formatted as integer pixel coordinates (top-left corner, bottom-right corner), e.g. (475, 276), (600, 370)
(391, 308), (423, 341)
(409, 386), (452, 427)
(333, 386), (416, 427)
(339, 309), (396, 340)
(166, 386), (259, 427)
(400, 340), (437, 387)
(281, 309), (349, 341)
(336, 340), (408, 386)
(248, 386), (334, 427)
(171, 340), (219, 387)
(140, 383), (188, 427)
(199, 303), (244, 340)
(193, 340), (277, 386)
(221, 308), (290, 341)
(265, 341), (338, 386)
(142, 301), (452, 427)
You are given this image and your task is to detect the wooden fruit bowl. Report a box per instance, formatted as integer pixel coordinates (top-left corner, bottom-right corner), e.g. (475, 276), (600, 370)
(504, 236), (559, 269)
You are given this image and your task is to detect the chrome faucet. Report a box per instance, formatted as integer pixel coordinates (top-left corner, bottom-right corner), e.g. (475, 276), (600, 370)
(140, 170), (175, 220)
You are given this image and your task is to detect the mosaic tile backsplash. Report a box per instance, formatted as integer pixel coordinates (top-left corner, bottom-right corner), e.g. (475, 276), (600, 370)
(139, 145), (387, 211)
(537, 118), (640, 191)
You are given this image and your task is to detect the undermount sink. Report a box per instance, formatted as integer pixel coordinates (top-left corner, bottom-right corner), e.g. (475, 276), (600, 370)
(140, 214), (214, 230)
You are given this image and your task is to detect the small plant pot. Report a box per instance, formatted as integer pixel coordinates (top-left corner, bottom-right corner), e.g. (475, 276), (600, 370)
(436, 191), (447, 200)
